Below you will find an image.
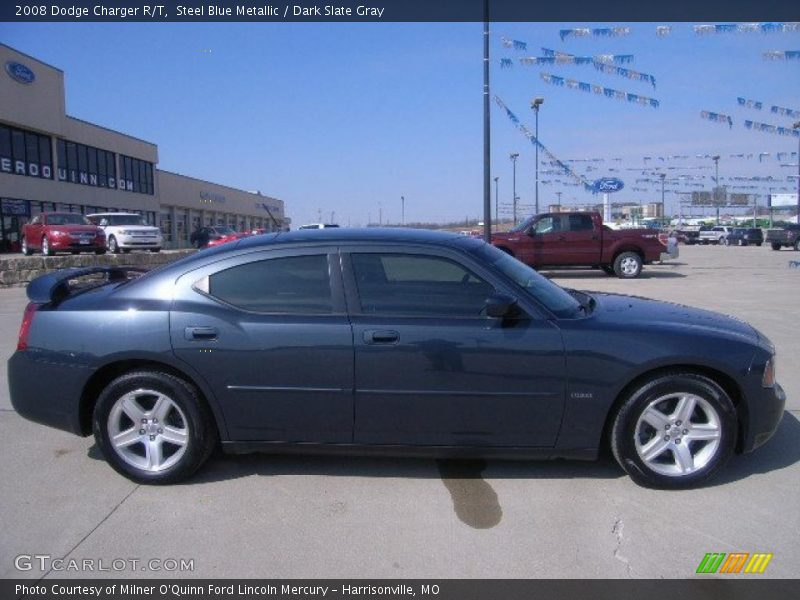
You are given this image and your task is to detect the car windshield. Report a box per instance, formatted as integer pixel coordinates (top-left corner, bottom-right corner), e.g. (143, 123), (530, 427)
(472, 242), (582, 318)
(508, 215), (536, 233)
(102, 215), (147, 226)
(46, 213), (90, 226)
(213, 226), (236, 235)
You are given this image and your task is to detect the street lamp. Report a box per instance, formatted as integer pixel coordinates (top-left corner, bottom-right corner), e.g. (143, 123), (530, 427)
(401, 196), (405, 226)
(493, 177), (499, 228)
(510, 153), (519, 225)
(711, 155), (722, 224)
(556, 191), (562, 209)
(794, 122), (800, 224)
(531, 97), (545, 215)
(659, 173), (666, 219)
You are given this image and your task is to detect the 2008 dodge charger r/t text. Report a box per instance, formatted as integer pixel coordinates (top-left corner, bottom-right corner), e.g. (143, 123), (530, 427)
(8, 229), (784, 488)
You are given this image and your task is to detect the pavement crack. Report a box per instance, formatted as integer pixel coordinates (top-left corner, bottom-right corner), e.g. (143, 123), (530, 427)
(612, 516), (633, 578)
(35, 484), (140, 582)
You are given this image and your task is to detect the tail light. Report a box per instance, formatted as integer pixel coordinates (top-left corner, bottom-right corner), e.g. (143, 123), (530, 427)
(17, 302), (38, 351)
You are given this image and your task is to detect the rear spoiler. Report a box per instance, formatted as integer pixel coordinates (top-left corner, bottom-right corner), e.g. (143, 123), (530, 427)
(27, 266), (149, 304)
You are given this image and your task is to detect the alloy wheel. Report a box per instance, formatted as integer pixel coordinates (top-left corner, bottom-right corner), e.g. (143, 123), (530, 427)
(620, 257), (639, 276)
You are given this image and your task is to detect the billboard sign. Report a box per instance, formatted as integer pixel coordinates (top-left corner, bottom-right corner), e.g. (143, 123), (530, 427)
(770, 193), (799, 208)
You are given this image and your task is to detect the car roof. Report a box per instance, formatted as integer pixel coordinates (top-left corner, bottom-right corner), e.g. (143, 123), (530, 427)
(236, 227), (464, 249)
(86, 212), (140, 216)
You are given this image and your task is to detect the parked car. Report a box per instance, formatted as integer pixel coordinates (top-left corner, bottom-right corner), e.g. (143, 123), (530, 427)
(765, 223), (800, 251)
(9, 229), (783, 488)
(191, 226), (239, 249)
(491, 211), (676, 279)
(297, 223), (340, 230)
(698, 226), (734, 245)
(86, 213), (162, 254)
(21, 212), (106, 256)
(725, 228), (763, 247)
(676, 229), (701, 245)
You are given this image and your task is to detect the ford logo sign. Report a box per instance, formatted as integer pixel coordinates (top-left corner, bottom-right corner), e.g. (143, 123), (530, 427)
(592, 177), (625, 193)
(5, 61), (35, 85)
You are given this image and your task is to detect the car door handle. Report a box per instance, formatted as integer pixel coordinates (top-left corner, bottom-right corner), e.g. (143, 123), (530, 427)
(363, 330), (399, 345)
(185, 326), (218, 341)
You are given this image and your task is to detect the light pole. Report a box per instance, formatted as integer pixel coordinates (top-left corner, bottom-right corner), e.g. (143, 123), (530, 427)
(531, 97), (544, 216)
(493, 177), (499, 228)
(482, 0), (491, 243)
(401, 196), (405, 226)
(659, 173), (666, 219)
(510, 153), (519, 225)
(712, 155), (721, 224)
(794, 121), (800, 224)
(556, 191), (562, 209)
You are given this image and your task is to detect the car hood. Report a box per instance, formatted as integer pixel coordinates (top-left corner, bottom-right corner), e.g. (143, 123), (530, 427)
(51, 225), (101, 233)
(113, 226), (159, 233)
(590, 292), (759, 344)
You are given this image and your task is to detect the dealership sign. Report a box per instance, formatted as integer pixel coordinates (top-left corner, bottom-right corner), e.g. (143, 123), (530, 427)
(592, 177), (625, 193)
(5, 61), (35, 85)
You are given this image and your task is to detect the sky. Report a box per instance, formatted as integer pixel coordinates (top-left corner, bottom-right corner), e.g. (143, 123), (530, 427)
(1, 22), (798, 226)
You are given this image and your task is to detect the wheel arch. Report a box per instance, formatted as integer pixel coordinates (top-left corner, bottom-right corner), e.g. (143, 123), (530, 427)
(599, 364), (748, 456)
(79, 359), (228, 440)
(611, 245), (644, 264)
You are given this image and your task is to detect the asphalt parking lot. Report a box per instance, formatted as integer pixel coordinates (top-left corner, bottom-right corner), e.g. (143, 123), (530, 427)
(0, 244), (797, 579)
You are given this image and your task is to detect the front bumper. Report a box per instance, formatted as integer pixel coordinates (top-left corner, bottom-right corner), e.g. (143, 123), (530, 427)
(117, 234), (162, 248)
(50, 238), (105, 251)
(741, 382), (786, 453)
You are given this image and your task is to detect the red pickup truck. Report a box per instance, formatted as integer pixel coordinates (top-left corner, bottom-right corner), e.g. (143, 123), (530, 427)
(491, 211), (675, 278)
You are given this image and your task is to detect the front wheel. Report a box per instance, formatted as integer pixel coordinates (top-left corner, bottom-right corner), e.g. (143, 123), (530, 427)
(93, 371), (217, 484)
(21, 237), (32, 256)
(771, 242), (781, 251)
(723, 237), (730, 246)
(610, 373), (737, 489)
(41, 236), (53, 256)
(108, 236), (120, 254)
(613, 251), (642, 278)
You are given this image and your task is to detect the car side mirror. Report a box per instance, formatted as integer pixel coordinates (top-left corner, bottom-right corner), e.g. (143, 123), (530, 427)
(485, 293), (518, 319)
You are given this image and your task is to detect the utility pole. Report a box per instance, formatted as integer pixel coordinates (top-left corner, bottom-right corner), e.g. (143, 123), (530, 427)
(531, 97), (544, 216)
(510, 153), (519, 225)
(794, 121), (800, 224)
(482, 0), (491, 242)
(712, 155), (721, 225)
(660, 173), (666, 219)
(556, 191), (562, 209)
(401, 195), (405, 226)
(493, 177), (499, 228)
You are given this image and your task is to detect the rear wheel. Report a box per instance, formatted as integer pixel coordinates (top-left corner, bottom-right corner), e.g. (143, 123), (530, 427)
(613, 252), (642, 278)
(610, 373), (737, 489)
(93, 371), (217, 484)
(771, 242), (781, 251)
(21, 237), (32, 256)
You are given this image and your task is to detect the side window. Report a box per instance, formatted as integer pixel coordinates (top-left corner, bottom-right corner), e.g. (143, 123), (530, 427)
(567, 214), (593, 232)
(206, 255), (332, 314)
(351, 253), (493, 317)
(534, 215), (563, 234)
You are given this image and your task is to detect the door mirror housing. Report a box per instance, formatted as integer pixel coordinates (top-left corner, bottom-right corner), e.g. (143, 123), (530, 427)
(485, 293), (519, 319)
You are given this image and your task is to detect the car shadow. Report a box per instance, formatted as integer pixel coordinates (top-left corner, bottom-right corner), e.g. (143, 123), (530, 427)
(541, 268), (686, 280)
(85, 411), (799, 488)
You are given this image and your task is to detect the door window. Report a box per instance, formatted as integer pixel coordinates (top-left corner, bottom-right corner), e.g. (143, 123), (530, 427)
(534, 215), (563, 234)
(206, 255), (332, 314)
(567, 214), (593, 232)
(351, 253), (492, 317)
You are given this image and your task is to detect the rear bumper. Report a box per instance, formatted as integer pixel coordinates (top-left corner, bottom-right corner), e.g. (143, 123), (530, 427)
(660, 247), (679, 261)
(7, 350), (93, 436)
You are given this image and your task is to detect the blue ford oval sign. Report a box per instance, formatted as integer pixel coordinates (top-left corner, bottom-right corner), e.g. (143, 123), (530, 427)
(592, 177), (625, 193)
(5, 61), (35, 85)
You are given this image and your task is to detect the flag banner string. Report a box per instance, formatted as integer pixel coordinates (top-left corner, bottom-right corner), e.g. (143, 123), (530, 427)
(540, 73), (659, 108)
(592, 62), (656, 88)
(559, 27), (631, 41)
(771, 105), (800, 118)
(655, 26), (672, 37)
(745, 120), (800, 137)
(737, 97), (763, 110)
(700, 110), (734, 128)
(695, 23), (800, 35)
(541, 48), (634, 64)
(493, 95), (595, 192)
(763, 50), (800, 60)
(500, 37), (527, 51)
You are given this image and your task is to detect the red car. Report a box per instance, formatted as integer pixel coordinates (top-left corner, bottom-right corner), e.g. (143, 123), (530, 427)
(21, 212), (107, 256)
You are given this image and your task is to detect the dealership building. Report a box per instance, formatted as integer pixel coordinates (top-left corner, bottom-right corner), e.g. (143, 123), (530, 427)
(0, 43), (288, 253)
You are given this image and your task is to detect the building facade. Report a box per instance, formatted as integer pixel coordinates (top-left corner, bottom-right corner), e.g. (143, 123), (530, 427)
(0, 44), (287, 252)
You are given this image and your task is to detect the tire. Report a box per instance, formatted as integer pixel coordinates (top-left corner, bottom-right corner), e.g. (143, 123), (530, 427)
(601, 265), (615, 276)
(95, 248), (107, 255)
(756, 243), (762, 247)
(41, 236), (53, 256)
(737, 239), (744, 246)
(610, 372), (737, 489)
(108, 236), (120, 254)
(771, 243), (781, 251)
(723, 237), (730, 246)
(92, 370), (217, 484)
(122, 248), (131, 254)
(613, 251), (642, 278)
(21, 237), (32, 256)
(149, 248), (161, 253)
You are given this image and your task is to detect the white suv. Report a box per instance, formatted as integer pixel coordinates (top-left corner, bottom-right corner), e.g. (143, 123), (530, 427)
(87, 213), (162, 253)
